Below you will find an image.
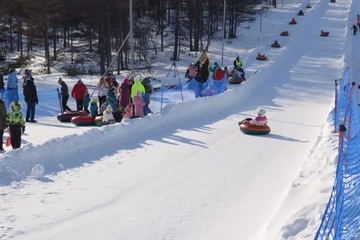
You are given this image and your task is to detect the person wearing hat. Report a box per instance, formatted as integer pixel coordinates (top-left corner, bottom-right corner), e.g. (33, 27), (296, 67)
(89, 98), (98, 117)
(250, 109), (268, 126)
(6, 69), (19, 104)
(0, 92), (7, 151)
(58, 78), (72, 112)
(6, 101), (25, 149)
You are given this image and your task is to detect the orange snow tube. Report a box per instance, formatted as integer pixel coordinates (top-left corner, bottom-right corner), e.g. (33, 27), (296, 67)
(271, 42), (281, 48)
(256, 54), (267, 61)
(238, 120), (271, 135)
(57, 110), (88, 122)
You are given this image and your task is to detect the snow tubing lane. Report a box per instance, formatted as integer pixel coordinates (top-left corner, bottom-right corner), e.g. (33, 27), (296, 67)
(71, 116), (96, 126)
(238, 122), (271, 135)
(57, 111), (88, 122)
(94, 116), (103, 126)
(228, 77), (245, 84)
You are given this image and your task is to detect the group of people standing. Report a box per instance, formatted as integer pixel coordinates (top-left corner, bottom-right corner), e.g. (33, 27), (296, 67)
(185, 55), (246, 84)
(0, 68), (37, 150)
(58, 73), (153, 125)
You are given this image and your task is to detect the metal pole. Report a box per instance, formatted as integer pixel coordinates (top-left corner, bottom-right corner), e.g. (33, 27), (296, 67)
(130, 0), (134, 73)
(260, 1), (263, 32)
(221, 0), (226, 67)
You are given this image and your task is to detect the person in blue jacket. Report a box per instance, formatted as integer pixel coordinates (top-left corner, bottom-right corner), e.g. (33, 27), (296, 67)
(6, 69), (19, 105)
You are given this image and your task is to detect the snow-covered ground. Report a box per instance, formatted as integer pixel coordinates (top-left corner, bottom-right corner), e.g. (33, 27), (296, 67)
(0, 0), (358, 239)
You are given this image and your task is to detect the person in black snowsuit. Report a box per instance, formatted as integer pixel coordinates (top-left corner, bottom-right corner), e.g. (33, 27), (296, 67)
(200, 60), (210, 83)
(58, 78), (72, 112)
(23, 78), (38, 122)
(351, 24), (358, 35)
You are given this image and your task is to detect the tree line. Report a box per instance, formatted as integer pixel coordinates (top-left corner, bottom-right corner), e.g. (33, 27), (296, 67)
(0, 0), (266, 75)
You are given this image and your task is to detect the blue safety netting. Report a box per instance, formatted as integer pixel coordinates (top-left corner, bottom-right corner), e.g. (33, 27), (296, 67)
(3, 88), (62, 117)
(185, 74), (227, 98)
(315, 69), (360, 239)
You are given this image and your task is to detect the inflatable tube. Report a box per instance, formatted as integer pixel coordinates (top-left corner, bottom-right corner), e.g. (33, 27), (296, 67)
(289, 20), (297, 25)
(320, 31), (329, 37)
(256, 54), (268, 60)
(330, 0), (335, 2)
(94, 116), (103, 126)
(297, 10), (304, 16)
(228, 77), (245, 84)
(271, 43), (281, 48)
(306, 4), (312, 8)
(57, 111), (88, 122)
(71, 115), (96, 126)
(280, 31), (289, 36)
(238, 121), (271, 135)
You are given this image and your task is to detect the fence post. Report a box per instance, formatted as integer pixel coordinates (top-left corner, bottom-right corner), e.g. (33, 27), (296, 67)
(334, 79), (338, 133)
(160, 86), (164, 111)
(179, 79), (184, 102)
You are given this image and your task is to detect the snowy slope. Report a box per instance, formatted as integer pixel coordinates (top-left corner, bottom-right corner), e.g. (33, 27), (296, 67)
(0, 0), (353, 239)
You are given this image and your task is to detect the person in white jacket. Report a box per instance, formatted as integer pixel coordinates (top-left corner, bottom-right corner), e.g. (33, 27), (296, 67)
(102, 105), (115, 125)
(97, 77), (109, 110)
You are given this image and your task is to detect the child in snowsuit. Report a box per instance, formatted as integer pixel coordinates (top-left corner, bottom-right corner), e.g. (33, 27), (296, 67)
(250, 109), (268, 126)
(6, 101), (25, 149)
(102, 105), (115, 125)
(89, 98), (98, 117)
(123, 103), (133, 119)
(133, 90), (145, 118)
(83, 90), (90, 114)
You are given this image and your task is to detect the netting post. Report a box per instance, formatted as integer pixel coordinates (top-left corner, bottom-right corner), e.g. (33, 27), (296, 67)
(160, 85), (164, 111)
(179, 79), (184, 102)
(334, 79), (338, 133)
(56, 88), (63, 113)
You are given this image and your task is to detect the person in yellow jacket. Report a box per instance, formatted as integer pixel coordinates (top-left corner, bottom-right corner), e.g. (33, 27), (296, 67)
(233, 56), (242, 70)
(131, 75), (145, 98)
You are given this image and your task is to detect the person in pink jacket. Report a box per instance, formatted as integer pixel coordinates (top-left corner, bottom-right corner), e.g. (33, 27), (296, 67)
(250, 109), (268, 125)
(133, 90), (145, 118)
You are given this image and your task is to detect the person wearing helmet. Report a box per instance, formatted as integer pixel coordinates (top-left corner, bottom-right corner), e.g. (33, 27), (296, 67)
(185, 63), (197, 82)
(250, 109), (268, 125)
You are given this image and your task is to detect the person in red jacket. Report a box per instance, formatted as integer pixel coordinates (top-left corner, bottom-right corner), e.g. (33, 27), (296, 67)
(71, 79), (88, 111)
